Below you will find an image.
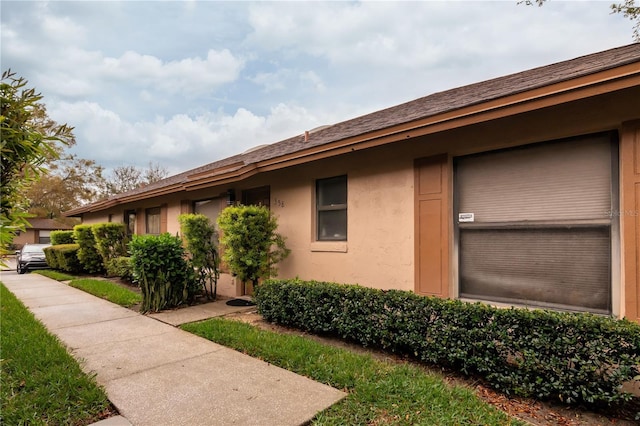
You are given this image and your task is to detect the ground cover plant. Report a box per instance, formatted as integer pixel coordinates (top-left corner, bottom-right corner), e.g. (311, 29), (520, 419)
(68, 278), (141, 308)
(255, 279), (640, 418)
(182, 317), (521, 425)
(0, 283), (113, 425)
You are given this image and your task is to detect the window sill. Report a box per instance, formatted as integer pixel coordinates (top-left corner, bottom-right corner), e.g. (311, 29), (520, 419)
(310, 241), (348, 253)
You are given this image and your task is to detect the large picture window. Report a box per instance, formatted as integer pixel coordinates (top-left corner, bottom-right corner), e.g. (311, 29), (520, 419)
(146, 207), (161, 235)
(455, 134), (616, 314)
(316, 175), (347, 241)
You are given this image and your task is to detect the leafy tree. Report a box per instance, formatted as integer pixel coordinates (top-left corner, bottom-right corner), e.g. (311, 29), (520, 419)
(103, 162), (169, 196)
(217, 205), (290, 292)
(179, 213), (220, 300)
(1, 70), (74, 258)
(25, 154), (104, 220)
(522, 0), (640, 41)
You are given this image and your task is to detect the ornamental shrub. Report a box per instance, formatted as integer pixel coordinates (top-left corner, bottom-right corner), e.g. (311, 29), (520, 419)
(178, 213), (219, 300)
(217, 205), (290, 290)
(92, 223), (129, 270)
(50, 230), (74, 245)
(43, 245), (58, 269)
(73, 224), (104, 274)
(255, 279), (640, 414)
(43, 244), (82, 273)
(129, 233), (197, 313)
(106, 256), (133, 282)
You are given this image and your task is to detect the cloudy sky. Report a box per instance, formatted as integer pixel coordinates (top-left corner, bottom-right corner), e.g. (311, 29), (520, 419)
(1, 1), (635, 175)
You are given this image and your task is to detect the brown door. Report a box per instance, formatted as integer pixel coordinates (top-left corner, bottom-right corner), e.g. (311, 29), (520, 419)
(414, 155), (450, 297)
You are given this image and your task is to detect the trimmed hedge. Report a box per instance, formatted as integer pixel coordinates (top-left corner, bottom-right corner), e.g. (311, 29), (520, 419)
(73, 225), (104, 274)
(50, 230), (75, 245)
(106, 256), (133, 282)
(92, 223), (128, 269)
(43, 244), (82, 273)
(255, 279), (640, 412)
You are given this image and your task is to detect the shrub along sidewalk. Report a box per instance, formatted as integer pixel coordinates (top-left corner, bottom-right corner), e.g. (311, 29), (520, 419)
(183, 317), (521, 425)
(254, 279), (640, 418)
(0, 283), (114, 424)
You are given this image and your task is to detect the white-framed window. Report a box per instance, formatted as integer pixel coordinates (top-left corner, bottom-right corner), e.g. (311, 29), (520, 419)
(316, 175), (347, 241)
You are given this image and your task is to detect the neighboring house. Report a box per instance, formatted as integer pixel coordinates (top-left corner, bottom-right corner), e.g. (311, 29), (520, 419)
(65, 43), (640, 323)
(13, 218), (74, 248)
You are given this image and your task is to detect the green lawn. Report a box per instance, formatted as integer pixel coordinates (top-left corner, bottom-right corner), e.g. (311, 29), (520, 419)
(68, 278), (141, 308)
(182, 318), (523, 425)
(34, 270), (77, 281)
(0, 283), (113, 425)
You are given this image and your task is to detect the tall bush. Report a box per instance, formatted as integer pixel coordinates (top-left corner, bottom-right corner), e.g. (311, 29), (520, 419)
(217, 205), (290, 290)
(129, 233), (197, 313)
(92, 223), (128, 269)
(178, 214), (219, 300)
(73, 225), (104, 274)
(50, 230), (74, 245)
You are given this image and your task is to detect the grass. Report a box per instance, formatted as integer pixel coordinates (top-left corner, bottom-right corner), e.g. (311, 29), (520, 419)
(182, 318), (523, 425)
(68, 278), (141, 308)
(34, 269), (77, 281)
(0, 283), (113, 425)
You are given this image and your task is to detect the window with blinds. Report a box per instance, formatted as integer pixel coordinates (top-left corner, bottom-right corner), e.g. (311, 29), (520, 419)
(455, 134), (615, 314)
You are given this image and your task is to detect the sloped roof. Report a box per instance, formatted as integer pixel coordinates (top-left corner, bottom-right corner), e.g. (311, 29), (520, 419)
(27, 218), (73, 230)
(65, 43), (640, 216)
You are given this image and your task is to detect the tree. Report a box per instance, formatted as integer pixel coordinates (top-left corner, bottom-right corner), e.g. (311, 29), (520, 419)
(217, 205), (290, 293)
(103, 162), (169, 197)
(522, 0), (640, 41)
(24, 154), (105, 220)
(1, 70), (74, 257)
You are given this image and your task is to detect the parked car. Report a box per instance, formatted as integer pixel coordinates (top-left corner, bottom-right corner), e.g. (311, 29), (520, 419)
(16, 243), (51, 274)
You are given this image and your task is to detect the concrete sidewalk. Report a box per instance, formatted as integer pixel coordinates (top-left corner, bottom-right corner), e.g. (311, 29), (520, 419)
(1, 271), (346, 426)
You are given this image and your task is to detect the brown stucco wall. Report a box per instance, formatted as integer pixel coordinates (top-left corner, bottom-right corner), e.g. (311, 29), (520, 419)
(75, 85), (640, 317)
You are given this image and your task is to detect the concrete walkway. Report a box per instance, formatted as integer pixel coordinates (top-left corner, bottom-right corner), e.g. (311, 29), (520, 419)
(1, 270), (346, 426)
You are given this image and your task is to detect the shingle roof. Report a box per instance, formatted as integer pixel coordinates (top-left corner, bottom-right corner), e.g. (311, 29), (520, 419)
(65, 43), (640, 216)
(27, 218), (74, 230)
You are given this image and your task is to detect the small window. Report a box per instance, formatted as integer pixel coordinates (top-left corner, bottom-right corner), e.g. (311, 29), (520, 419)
(125, 210), (136, 236)
(146, 207), (161, 235)
(316, 175), (347, 241)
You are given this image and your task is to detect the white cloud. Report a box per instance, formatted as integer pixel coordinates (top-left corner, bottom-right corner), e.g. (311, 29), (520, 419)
(3, 0), (634, 178)
(101, 49), (244, 95)
(47, 99), (326, 174)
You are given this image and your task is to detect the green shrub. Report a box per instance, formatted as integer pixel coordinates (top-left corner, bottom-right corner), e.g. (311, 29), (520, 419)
(178, 213), (219, 300)
(73, 225), (104, 274)
(43, 245), (59, 269)
(129, 233), (197, 313)
(44, 244), (82, 273)
(217, 205), (290, 289)
(106, 256), (133, 282)
(50, 230), (74, 245)
(92, 223), (128, 270)
(255, 279), (640, 413)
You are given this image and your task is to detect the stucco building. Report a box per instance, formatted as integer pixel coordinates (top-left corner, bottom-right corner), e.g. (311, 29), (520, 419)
(12, 218), (74, 249)
(66, 43), (640, 322)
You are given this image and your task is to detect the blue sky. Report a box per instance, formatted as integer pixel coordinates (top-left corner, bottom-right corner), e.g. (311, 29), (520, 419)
(1, 1), (635, 175)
